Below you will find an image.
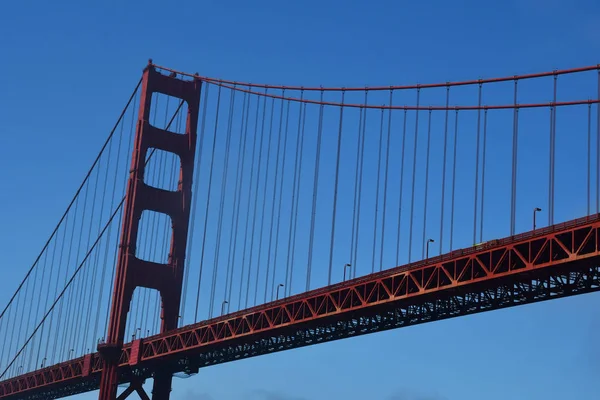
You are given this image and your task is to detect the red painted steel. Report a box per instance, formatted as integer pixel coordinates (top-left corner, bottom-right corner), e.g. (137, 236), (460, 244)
(2, 213), (600, 400)
(97, 62), (201, 400)
(155, 63), (600, 91)
(192, 83), (600, 111)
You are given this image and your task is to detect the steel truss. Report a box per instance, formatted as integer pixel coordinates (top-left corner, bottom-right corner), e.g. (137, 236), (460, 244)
(2, 214), (600, 399)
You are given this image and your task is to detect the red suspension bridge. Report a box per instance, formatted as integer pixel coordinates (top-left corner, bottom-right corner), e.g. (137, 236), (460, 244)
(1, 61), (599, 400)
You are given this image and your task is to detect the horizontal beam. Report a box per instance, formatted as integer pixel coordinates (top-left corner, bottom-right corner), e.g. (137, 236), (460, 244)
(2, 214), (600, 399)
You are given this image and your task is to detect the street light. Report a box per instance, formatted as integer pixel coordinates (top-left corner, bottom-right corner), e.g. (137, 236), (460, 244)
(533, 207), (542, 230)
(343, 263), (352, 282)
(68, 349), (74, 359)
(276, 283), (284, 300)
(41, 357), (47, 368)
(221, 300), (228, 316)
(426, 239), (435, 259)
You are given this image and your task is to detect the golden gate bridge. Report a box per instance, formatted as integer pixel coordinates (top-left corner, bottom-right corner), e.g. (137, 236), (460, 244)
(0, 61), (599, 399)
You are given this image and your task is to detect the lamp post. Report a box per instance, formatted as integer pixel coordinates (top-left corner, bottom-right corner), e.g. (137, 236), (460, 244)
(41, 357), (47, 368)
(343, 263), (352, 282)
(426, 239), (435, 259)
(276, 283), (284, 300)
(533, 207), (542, 230)
(221, 300), (228, 316)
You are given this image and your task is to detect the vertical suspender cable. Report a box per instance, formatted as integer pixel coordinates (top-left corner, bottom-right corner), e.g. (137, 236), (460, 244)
(224, 92), (248, 312)
(588, 103), (592, 215)
(479, 108), (488, 242)
(350, 106), (364, 273)
(103, 91), (138, 336)
(421, 109), (432, 259)
(270, 100), (291, 299)
(59, 197), (79, 360)
(21, 246), (41, 366)
(550, 74), (557, 225)
(379, 90), (393, 271)
(245, 93), (268, 308)
(238, 95), (262, 310)
(85, 124), (114, 347)
(14, 266), (31, 370)
(548, 106), (554, 223)
(439, 87), (450, 254)
(38, 223), (59, 363)
(328, 91), (345, 284)
(510, 79), (519, 235)
(66, 178), (90, 352)
(195, 83), (222, 322)
(371, 108), (385, 273)
(253, 98), (276, 306)
(450, 110), (459, 250)
(597, 68), (600, 213)
(352, 90), (369, 278)
(473, 83), (482, 244)
(209, 88), (236, 317)
(306, 90), (325, 291)
(288, 102), (307, 296)
(396, 109), (408, 264)
(49, 213), (71, 363)
(408, 88), (421, 262)
(95, 113), (126, 334)
(264, 94), (286, 303)
(182, 85), (210, 323)
(284, 92), (304, 298)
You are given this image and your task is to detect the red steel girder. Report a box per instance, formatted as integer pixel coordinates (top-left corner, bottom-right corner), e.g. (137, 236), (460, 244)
(2, 214), (600, 400)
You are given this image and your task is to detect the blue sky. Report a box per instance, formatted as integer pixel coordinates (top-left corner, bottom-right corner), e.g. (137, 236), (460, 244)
(1, 1), (599, 399)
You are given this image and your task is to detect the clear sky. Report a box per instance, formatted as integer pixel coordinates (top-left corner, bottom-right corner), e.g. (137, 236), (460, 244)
(1, 1), (600, 399)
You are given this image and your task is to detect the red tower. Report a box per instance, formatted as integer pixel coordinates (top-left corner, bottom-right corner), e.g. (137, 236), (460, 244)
(97, 62), (201, 400)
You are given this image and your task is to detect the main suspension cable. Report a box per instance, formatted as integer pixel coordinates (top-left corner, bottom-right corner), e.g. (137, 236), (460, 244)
(154, 63), (598, 92)
(0, 78), (142, 322)
(202, 81), (598, 111)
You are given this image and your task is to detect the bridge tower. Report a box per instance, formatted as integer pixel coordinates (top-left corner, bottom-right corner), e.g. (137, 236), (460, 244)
(97, 61), (201, 400)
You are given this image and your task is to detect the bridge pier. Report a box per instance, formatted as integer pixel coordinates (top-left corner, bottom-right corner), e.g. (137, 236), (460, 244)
(151, 370), (173, 400)
(97, 61), (201, 400)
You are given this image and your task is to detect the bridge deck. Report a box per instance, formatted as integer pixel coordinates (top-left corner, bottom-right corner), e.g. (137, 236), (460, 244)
(2, 214), (600, 399)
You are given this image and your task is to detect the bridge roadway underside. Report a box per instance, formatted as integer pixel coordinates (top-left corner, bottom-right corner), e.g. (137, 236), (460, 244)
(3, 215), (600, 399)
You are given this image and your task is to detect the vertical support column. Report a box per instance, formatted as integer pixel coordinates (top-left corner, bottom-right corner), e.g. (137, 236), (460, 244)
(97, 62), (201, 400)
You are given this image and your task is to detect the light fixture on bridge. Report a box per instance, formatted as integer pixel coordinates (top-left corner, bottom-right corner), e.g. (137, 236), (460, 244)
(221, 300), (229, 316)
(533, 207), (542, 230)
(426, 239), (435, 259)
(343, 263), (352, 282)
